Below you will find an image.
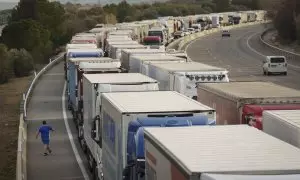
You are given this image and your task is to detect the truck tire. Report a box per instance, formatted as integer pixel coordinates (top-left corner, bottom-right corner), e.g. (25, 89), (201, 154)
(92, 161), (97, 180)
(87, 150), (94, 172)
(284, 72), (287, 76)
(78, 127), (87, 154)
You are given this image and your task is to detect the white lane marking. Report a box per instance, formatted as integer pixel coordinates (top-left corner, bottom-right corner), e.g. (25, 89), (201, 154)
(247, 32), (300, 69)
(246, 32), (265, 57)
(62, 82), (90, 180)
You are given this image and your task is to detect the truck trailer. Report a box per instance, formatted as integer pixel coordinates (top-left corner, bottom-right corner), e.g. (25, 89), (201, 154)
(197, 81), (300, 127)
(105, 40), (139, 56)
(102, 36), (133, 51)
(141, 60), (185, 76)
(71, 36), (98, 44)
(130, 54), (186, 74)
(65, 48), (104, 93)
(143, 125), (300, 180)
(148, 62), (229, 100)
(124, 115), (216, 180)
(109, 44), (146, 59)
(68, 58), (122, 126)
(100, 91), (216, 180)
(120, 49), (166, 72)
(81, 73), (159, 180)
(211, 15), (220, 28)
(64, 44), (98, 79)
(263, 110), (300, 149)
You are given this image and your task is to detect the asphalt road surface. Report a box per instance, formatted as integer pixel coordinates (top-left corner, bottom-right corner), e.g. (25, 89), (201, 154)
(186, 24), (300, 90)
(26, 62), (91, 180)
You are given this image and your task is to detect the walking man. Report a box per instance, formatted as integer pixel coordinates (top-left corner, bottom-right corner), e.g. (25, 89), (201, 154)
(36, 120), (54, 156)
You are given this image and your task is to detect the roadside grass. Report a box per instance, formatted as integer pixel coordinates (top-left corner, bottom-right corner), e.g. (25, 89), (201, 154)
(0, 76), (32, 180)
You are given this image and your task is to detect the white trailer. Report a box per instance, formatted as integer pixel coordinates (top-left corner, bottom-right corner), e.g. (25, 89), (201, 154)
(100, 91), (216, 180)
(82, 73), (159, 179)
(263, 110), (300, 149)
(106, 40), (139, 55)
(211, 15), (220, 28)
(144, 125), (300, 180)
(103, 36), (133, 52)
(141, 60), (185, 76)
(120, 48), (166, 71)
(71, 36), (98, 44)
(130, 54), (186, 74)
(108, 30), (132, 38)
(240, 12), (248, 23)
(247, 12), (257, 22)
(148, 62), (229, 100)
(68, 58), (121, 115)
(65, 43), (98, 51)
(109, 44), (146, 59)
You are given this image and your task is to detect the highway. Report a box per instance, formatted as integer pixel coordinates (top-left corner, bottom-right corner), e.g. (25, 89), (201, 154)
(186, 24), (300, 90)
(23, 23), (300, 179)
(26, 62), (91, 180)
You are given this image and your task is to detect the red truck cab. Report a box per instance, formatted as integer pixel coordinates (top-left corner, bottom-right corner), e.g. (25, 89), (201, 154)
(242, 104), (300, 130)
(143, 36), (162, 46)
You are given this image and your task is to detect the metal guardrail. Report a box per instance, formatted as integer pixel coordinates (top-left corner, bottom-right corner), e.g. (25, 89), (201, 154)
(260, 28), (300, 61)
(16, 53), (65, 180)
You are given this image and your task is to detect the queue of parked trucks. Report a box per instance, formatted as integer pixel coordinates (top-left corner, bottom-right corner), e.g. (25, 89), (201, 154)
(63, 10), (300, 180)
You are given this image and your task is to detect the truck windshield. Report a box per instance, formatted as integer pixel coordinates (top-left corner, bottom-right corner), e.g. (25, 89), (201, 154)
(270, 57), (285, 63)
(144, 39), (161, 45)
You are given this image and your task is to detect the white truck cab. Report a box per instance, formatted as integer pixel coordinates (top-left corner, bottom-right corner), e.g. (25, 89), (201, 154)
(263, 56), (287, 76)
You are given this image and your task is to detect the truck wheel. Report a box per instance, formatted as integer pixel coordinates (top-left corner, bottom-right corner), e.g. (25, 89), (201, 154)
(92, 160), (99, 180)
(87, 151), (94, 172)
(266, 71), (270, 76)
(263, 70), (266, 75)
(284, 72), (287, 76)
(78, 127), (87, 154)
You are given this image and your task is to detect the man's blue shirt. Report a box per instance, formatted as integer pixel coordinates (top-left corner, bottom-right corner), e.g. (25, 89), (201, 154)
(39, 125), (53, 141)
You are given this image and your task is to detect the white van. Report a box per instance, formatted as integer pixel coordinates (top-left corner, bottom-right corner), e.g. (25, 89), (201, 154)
(263, 56), (287, 75)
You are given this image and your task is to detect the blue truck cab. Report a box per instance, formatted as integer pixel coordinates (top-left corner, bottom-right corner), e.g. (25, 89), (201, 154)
(124, 115), (216, 180)
(66, 49), (103, 110)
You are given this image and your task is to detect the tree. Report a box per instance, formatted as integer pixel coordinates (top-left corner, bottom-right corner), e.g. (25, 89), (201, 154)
(214, 0), (230, 12)
(9, 49), (34, 77)
(274, 0), (297, 41)
(1, 19), (52, 64)
(35, 0), (66, 47)
(10, 0), (37, 21)
(251, 0), (260, 9)
(2, 19), (51, 51)
(105, 13), (117, 24)
(116, 1), (135, 22)
(0, 44), (12, 84)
